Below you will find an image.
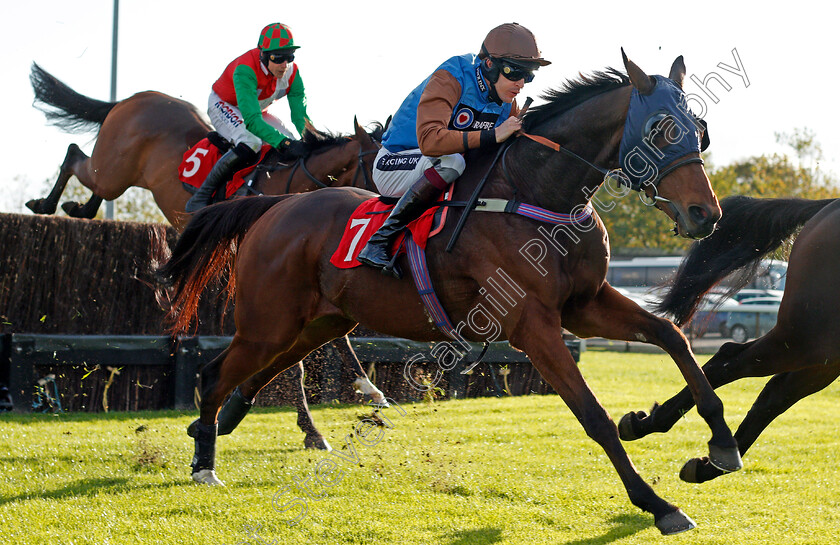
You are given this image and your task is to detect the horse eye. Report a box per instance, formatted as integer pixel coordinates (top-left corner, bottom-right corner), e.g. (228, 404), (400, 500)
(643, 113), (676, 150)
(643, 113), (669, 138)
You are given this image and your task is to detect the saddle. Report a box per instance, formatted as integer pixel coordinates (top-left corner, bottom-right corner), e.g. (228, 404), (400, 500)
(178, 132), (273, 198)
(330, 186), (454, 269)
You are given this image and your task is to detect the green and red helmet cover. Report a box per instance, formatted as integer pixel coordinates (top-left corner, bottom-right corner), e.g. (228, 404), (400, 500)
(258, 23), (300, 51)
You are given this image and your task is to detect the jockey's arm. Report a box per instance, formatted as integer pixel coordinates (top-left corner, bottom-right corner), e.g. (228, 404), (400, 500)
(286, 73), (311, 136)
(232, 65), (286, 147)
(416, 70), (498, 157)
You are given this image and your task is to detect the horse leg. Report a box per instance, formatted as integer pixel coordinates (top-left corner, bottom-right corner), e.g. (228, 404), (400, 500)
(331, 335), (387, 405)
(680, 362), (840, 483)
(619, 340), (757, 440)
(564, 283), (741, 474)
(26, 143), (88, 215)
(225, 334), (385, 446)
(205, 360), (329, 450)
(191, 335), (300, 485)
(237, 361), (332, 451)
(213, 335), (384, 447)
(620, 327), (832, 440)
(62, 194), (104, 219)
(191, 318), (358, 483)
(511, 301), (695, 535)
(212, 335), (388, 451)
(218, 360), (335, 449)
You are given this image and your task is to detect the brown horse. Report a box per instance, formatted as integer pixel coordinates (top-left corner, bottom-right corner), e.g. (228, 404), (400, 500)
(619, 195), (840, 483)
(28, 62), (386, 450)
(27, 63), (382, 231)
(157, 52), (740, 534)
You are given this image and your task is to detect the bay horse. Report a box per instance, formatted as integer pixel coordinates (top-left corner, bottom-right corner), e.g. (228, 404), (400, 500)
(27, 63), (382, 231)
(156, 52), (740, 534)
(29, 62), (386, 450)
(619, 195), (840, 483)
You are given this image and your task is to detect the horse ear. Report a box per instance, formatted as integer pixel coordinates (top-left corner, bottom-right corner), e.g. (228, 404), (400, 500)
(669, 55), (686, 89)
(384, 115), (393, 132)
(353, 116), (367, 140)
(622, 48), (655, 95)
(304, 118), (317, 135)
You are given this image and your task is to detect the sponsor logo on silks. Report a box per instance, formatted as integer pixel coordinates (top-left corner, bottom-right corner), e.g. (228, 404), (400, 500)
(452, 108), (475, 130)
(475, 65), (487, 93)
(448, 104), (500, 132)
(376, 153), (423, 171)
(215, 100), (243, 128)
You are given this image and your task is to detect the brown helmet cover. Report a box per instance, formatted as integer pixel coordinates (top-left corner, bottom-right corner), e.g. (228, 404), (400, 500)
(480, 23), (550, 67)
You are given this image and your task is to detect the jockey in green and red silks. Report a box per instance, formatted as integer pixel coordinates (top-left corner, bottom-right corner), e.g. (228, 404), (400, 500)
(187, 23), (312, 213)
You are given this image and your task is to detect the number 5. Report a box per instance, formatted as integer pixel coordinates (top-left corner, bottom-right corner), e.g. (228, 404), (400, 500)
(182, 147), (210, 178)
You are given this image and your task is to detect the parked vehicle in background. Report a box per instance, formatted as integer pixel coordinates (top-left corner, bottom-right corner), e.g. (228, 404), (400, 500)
(688, 295), (740, 337)
(724, 295), (783, 343)
(607, 257), (787, 340)
(608, 256), (788, 296)
(714, 289), (784, 302)
(607, 257), (684, 296)
(614, 287), (659, 313)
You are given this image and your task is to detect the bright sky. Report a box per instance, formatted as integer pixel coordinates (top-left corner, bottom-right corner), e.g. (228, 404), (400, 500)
(3, 1), (838, 214)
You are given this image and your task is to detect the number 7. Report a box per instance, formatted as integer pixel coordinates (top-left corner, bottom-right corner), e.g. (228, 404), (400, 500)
(344, 218), (371, 262)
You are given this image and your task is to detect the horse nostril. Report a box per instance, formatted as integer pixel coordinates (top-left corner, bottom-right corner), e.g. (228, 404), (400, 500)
(688, 205), (709, 225)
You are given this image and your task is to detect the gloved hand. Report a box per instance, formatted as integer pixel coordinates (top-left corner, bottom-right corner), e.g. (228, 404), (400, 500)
(278, 138), (307, 159)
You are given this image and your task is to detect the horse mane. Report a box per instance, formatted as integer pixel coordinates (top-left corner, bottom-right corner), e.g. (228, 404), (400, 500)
(301, 120), (385, 157)
(302, 129), (352, 155)
(523, 68), (629, 131)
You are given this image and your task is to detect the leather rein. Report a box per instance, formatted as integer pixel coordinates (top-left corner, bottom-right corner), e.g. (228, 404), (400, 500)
(444, 129), (701, 251)
(246, 139), (379, 195)
(517, 132), (703, 207)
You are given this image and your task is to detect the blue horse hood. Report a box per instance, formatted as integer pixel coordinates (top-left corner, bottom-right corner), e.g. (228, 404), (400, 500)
(619, 75), (704, 189)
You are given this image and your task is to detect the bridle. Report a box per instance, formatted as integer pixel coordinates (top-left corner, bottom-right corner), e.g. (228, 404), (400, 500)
(516, 131), (694, 207)
(245, 137), (380, 194)
(349, 146), (380, 192)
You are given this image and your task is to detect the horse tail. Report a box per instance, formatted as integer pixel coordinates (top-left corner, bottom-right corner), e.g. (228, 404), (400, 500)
(656, 195), (836, 325)
(155, 195), (292, 335)
(30, 62), (118, 133)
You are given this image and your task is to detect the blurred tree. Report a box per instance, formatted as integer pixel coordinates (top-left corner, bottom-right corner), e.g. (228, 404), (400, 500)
(601, 127), (839, 255)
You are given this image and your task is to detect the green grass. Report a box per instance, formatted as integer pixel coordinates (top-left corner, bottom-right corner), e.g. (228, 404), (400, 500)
(2, 351), (838, 544)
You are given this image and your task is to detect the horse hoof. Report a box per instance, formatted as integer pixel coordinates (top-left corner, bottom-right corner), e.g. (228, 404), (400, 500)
(679, 458), (700, 483)
(304, 435), (332, 451)
(708, 443), (743, 473)
(655, 509), (696, 535)
(618, 412), (642, 441)
(186, 419), (199, 438)
(61, 201), (83, 217)
(369, 397), (390, 408)
(680, 457), (724, 484)
(26, 198), (55, 215)
(192, 469), (225, 486)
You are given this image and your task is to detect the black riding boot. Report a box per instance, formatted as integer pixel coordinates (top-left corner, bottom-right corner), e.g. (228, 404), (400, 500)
(185, 145), (250, 213)
(357, 173), (443, 277)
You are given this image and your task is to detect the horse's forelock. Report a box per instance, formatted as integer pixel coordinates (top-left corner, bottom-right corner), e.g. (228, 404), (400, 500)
(366, 121), (386, 142)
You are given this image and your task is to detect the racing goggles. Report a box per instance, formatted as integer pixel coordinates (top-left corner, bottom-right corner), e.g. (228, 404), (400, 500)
(268, 52), (295, 64)
(498, 59), (536, 83)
